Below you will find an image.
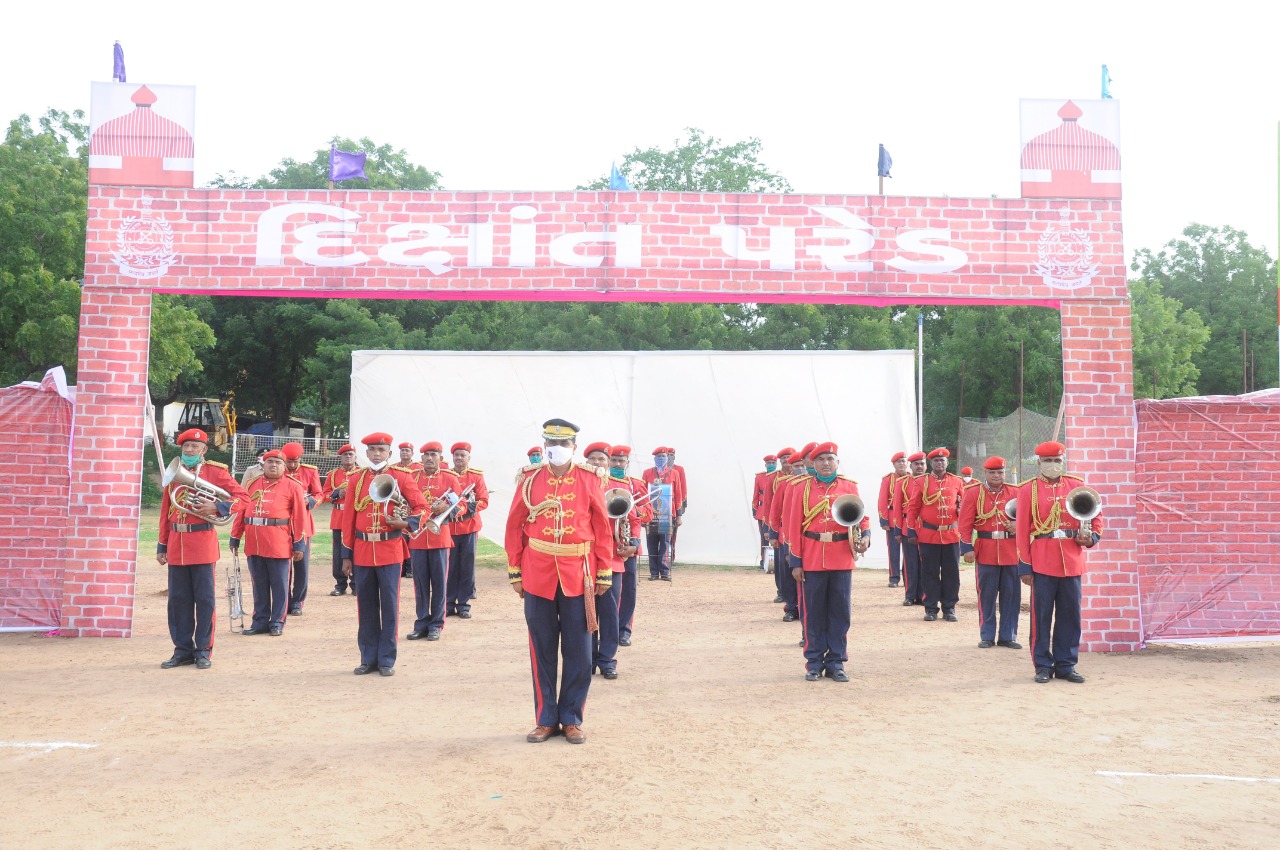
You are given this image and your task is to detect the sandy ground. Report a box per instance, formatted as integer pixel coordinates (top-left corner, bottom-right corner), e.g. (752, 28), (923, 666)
(3, 544), (1279, 850)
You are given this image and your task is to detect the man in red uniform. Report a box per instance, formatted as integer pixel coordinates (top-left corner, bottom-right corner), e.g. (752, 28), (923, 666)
(641, 447), (684, 581)
(783, 442), (871, 682)
(584, 442), (626, 679)
(281, 441), (323, 616)
(156, 428), (249, 669)
(752, 454), (778, 571)
(447, 441), (489, 619)
(1016, 441), (1104, 684)
(231, 450), (308, 636)
(339, 433), (429, 677)
(666, 447), (689, 561)
(906, 447), (965, 622)
(406, 441), (468, 642)
(608, 444), (651, 648)
(959, 466), (975, 486)
(895, 451), (927, 606)
(759, 447), (796, 604)
(323, 444), (358, 596)
(959, 456), (1022, 649)
(505, 419), (613, 745)
(398, 441), (421, 472)
(526, 446), (543, 465)
(771, 442), (817, 623)
(877, 451), (909, 588)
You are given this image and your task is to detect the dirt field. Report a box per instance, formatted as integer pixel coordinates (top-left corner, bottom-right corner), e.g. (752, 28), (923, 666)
(3, 533), (1279, 850)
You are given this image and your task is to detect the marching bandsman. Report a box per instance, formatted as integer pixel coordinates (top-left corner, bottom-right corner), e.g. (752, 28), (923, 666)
(960, 466), (975, 486)
(895, 451), (927, 606)
(783, 442), (871, 681)
(526, 446), (544, 465)
(585, 442), (626, 679)
(770, 442), (817, 624)
(641, 447), (684, 581)
(281, 442), (323, 616)
(608, 445), (651, 648)
(666, 447), (689, 561)
(905, 448), (965, 622)
(1016, 441), (1104, 684)
(231, 450), (308, 636)
(406, 442), (469, 642)
(324, 444), (358, 596)
(752, 455), (778, 571)
(339, 432), (429, 677)
(398, 441), (422, 472)
(959, 457), (1022, 649)
(760, 447), (796, 603)
(506, 419), (614, 745)
(447, 441), (489, 619)
(877, 452), (909, 588)
(156, 428), (249, 669)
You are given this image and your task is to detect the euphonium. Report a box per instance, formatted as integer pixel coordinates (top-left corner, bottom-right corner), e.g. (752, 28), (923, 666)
(830, 493), (866, 555)
(162, 457), (235, 526)
(1066, 486), (1102, 538)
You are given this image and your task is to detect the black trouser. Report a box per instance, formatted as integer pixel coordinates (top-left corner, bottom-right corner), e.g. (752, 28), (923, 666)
(918, 541), (960, 614)
(168, 563), (216, 660)
(331, 530), (350, 591)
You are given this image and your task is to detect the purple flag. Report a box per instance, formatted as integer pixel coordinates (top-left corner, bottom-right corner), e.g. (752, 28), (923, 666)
(112, 42), (126, 83)
(328, 146), (368, 182)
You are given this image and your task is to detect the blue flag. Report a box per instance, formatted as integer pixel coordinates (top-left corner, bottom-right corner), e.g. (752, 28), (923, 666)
(112, 42), (126, 83)
(877, 144), (892, 178)
(1101, 64), (1113, 99)
(329, 146), (368, 182)
(609, 162), (631, 191)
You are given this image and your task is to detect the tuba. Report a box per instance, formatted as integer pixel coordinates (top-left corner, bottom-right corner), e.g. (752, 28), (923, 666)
(830, 493), (866, 556)
(1066, 486), (1102, 540)
(163, 458), (235, 526)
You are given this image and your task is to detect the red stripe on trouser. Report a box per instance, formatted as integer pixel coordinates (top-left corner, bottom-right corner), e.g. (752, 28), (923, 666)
(1027, 578), (1038, 666)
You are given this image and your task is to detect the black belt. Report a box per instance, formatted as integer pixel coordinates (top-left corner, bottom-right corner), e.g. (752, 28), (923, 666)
(923, 520), (957, 531)
(357, 530), (402, 542)
(172, 522), (213, 533)
(803, 530), (850, 543)
(977, 531), (1010, 540)
(1035, 530), (1075, 540)
(246, 517), (289, 527)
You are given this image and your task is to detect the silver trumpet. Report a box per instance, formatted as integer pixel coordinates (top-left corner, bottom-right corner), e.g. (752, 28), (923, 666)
(227, 550), (246, 634)
(831, 493), (866, 556)
(422, 483), (477, 536)
(162, 457), (235, 526)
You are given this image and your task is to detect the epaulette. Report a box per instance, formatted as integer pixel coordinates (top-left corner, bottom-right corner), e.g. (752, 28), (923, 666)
(444, 468), (461, 477)
(576, 461), (608, 480)
(963, 479), (979, 488)
(1063, 473), (1084, 482)
(390, 464), (413, 473)
(204, 460), (228, 469)
(881, 472), (892, 481)
(300, 462), (318, 470)
(838, 474), (858, 484)
(468, 467), (484, 475)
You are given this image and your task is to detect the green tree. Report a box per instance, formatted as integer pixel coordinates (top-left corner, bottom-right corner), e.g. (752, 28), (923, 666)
(211, 136), (442, 191)
(1131, 225), (1277, 394)
(1128, 277), (1210, 398)
(148, 294), (217, 402)
(581, 127), (791, 193)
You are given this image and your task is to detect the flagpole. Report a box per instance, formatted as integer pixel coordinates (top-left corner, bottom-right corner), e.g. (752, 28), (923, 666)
(917, 312), (924, 449)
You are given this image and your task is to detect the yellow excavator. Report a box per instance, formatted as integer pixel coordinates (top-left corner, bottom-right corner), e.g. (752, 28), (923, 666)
(175, 392), (238, 450)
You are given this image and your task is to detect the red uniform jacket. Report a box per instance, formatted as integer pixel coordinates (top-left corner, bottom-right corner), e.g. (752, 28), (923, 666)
(958, 482), (1020, 565)
(158, 460), (249, 566)
(782, 476), (870, 572)
(1015, 474), (1105, 578)
(752, 470), (770, 521)
(894, 474), (920, 537)
(772, 475), (808, 548)
(231, 475), (309, 559)
(450, 467), (489, 535)
(641, 466), (685, 520)
(672, 464), (689, 513)
(407, 468), (469, 550)
(759, 470), (786, 532)
(906, 473), (966, 545)
(505, 462), (614, 599)
(339, 465), (429, 567)
(285, 463), (324, 538)
(323, 466), (355, 531)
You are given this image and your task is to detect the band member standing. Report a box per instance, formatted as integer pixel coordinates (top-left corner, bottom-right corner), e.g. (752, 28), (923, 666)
(156, 428), (249, 669)
(584, 442), (626, 679)
(324, 444), (358, 596)
(666, 448), (689, 561)
(406, 441), (468, 642)
(506, 419), (613, 745)
(759, 447), (796, 603)
(959, 466), (975, 486)
(641, 447), (684, 581)
(895, 451), (927, 606)
(959, 456), (1023, 650)
(608, 445), (651, 648)
(447, 441), (488, 619)
(877, 452), (908, 588)
(906, 448), (965, 622)
(752, 454), (777, 571)
(339, 433), (429, 677)
(281, 442), (323, 616)
(398, 442), (422, 472)
(231, 450), (307, 636)
(783, 443), (871, 681)
(526, 446), (543, 465)
(1016, 441), (1104, 684)
(770, 442), (817, 624)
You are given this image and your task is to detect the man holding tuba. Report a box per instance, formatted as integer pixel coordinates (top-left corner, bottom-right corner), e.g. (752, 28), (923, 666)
(1016, 441), (1103, 684)
(958, 457), (1023, 650)
(782, 442), (870, 682)
(156, 428), (249, 670)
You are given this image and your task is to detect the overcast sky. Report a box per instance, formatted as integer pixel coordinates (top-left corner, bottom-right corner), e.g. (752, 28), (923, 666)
(4, 0), (1275, 264)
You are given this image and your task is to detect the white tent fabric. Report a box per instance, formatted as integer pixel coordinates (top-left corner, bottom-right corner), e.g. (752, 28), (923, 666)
(350, 350), (917, 568)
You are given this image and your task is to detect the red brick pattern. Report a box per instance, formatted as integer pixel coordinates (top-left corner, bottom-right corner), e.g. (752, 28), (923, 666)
(1135, 392), (1280, 640)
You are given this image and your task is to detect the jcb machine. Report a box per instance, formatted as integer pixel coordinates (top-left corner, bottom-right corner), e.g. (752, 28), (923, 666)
(175, 393), (237, 450)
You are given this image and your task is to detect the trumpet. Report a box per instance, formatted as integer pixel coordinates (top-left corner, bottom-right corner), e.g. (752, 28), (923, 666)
(162, 457), (235, 526)
(369, 473), (409, 520)
(1003, 499), (1018, 521)
(1066, 486), (1102, 540)
(830, 493), (866, 556)
(422, 483), (477, 536)
(227, 550), (246, 633)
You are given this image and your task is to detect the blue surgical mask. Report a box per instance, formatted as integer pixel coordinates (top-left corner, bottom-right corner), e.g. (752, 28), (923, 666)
(765, 462), (776, 473)
(815, 471), (838, 484)
(181, 454), (201, 468)
(529, 454), (542, 465)
(609, 467), (626, 480)
(655, 457), (669, 472)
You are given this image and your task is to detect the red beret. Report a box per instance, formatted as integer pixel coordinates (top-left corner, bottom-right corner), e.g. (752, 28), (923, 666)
(890, 451), (906, 462)
(398, 441), (414, 450)
(960, 467), (973, 476)
(667, 447), (676, 453)
(1035, 441), (1066, 458)
(584, 441), (611, 457)
(984, 456), (1006, 470)
(927, 447), (950, 459)
(611, 445), (632, 456)
(362, 432), (393, 446)
(451, 442), (471, 454)
(652, 447), (667, 456)
(527, 446), (542, 457)
(777, 446), (796, 460)
(175, 428), (208, 445)
(811, 441), (838, 458)
(763, 454), (777, 462)
(907, 451), (926, 462)
(281, 442), (304, 460)
(796, 441), (817, 461)
(337, 444), (355, 455)
(261, 449), (285, 461)
(420, 441), (443, 454)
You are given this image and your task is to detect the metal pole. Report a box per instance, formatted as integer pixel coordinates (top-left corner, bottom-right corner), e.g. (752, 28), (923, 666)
(1018, 341), (1025, 476)
(917, 313), (924, 449)
(957, 359), (966, 465)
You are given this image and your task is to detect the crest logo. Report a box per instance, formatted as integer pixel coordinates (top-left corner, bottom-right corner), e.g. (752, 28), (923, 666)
(1036, 209), (1098, 291)
(113, 197), (177, 279)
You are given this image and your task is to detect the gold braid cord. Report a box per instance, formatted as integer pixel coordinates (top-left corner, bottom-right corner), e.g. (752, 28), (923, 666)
(975, 487), (1000, 524)
(350, 469), (376, 513)
(921, 476), (943, 506)
(800, 479), (830, 531)
(521, 469), (566, 540)
(1029, 479), (1063, 538)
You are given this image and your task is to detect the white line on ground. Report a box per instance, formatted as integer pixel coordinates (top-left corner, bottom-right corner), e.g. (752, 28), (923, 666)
(0, 742), (98, 753)
(1098, 771), (1280, 784)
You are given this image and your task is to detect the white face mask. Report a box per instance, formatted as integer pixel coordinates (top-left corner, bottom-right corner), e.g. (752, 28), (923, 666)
(545, 445), (573, 466)
(369, 459), (388, 471)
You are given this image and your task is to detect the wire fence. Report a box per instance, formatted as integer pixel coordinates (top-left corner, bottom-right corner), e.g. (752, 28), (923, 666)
(231, 434), (352, 479)
(956, 405), (1064, 484)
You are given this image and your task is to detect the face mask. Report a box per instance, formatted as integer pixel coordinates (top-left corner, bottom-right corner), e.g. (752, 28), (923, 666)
(181, 453), (201, 468)
(654, 457), (669, 472)
(1040, 460), (1064, 480)
(369, 459), (388, 471)
(529, 454), (542, 465)
(545, 445), (573, 466)
(609, 467), (626, 479)
(765, 462), (776, 473)
(815, 470), (838, 484)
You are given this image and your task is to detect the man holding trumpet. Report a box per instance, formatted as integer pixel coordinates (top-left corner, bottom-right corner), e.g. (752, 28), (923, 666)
(958, 457), (1023, 650)
(406, 441), (469, 643)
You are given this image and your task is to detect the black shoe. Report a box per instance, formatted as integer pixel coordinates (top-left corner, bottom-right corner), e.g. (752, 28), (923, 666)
(426, 629), (441, 641)
(241, 626), (269, 636)
(805, 670), (821, 681)
(943, 609), (958, 622)
(329, 588), (346, 596)
(379, 666), (395, 677)
(648, 575), (660, 581)
(160, 654), (194, 669)
(1056, 670), (1086, 683)
(619, 635), (632, 647)
(659, 575), (672, 582)
(978, 639), (995, 648)
(782, 611), (798, 622)
(407, 630), (427, 640)
(772, 595), (784, 603)
(888, 581), (899, 587)
(269, 626), (282, 636)
(997, 639), (1023, 649)
(1034, 668), (1052, 684)
(902, 599), (915, 607)
(353, 663), (377, 675)
(289, 606), (302, 616)
(923, 612), (937, 621)
(195, 657), (212, 669)
(828, 669), (850, 683)
(458, 610), (472, 619)
(601, 669), (618, 680)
